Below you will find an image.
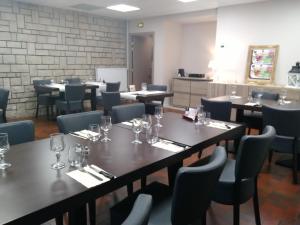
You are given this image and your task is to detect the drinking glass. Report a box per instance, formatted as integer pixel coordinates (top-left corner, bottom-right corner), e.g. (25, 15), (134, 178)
(88, 124), (101, 142)
(146, 125), (159, 144)
(205, 112), (211, 125)
(68, 144), (82, 167)
(0, 133), (11, 170)
(230, 85), (237, 97)
(141, 82), (147, 91)
(132, 118), (143, 144)
(195, 105), (205, 125)
(101, 116), (112, 142)
(142, 114), (152, 130)
(154, 106), (163, 127)
(50, 133), (65, 170)
(248, 90), (253, 102)
(279, 89), (288, 105)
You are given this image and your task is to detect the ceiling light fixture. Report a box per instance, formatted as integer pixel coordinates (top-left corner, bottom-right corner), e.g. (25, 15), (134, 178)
(178, 0), (198, 2)
(106, 4), (140, 12)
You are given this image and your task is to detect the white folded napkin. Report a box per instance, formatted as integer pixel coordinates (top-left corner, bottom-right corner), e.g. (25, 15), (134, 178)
(207, 121), (236, 130)
(244, 102), (259, 106)
(67, 166), (109, 188)
(74, 130), (99, 139)
(229, 96), (242, 99)
(152, 140), (184, 152)
(121, 121), (132, 126)
(284, 100), (292, 104)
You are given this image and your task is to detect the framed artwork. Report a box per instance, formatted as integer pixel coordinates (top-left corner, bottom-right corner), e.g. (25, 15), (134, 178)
(245, 45), (279, 84)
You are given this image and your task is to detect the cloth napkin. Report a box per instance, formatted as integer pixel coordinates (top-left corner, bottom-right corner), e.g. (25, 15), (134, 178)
(244, 102), (259, 106)
(152, 140), (184, 152)
(229, 96), (242, 99)
(73, 130), (99, 139)
(207, 121), (236, 130)
(67, 166), (109, 188)
(121, 121), (133, 126)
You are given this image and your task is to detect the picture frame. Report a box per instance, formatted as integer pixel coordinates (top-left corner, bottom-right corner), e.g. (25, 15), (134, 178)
(245, 45), (279, 84)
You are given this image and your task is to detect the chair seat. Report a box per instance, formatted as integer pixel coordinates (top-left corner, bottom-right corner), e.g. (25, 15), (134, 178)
(38, 95), (60, 105)
(213, 159), (254, 205)
(56, 100), (83, 111)
(148, 196), (172, 225)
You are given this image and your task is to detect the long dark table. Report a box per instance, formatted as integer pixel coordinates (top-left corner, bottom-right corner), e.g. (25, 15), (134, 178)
(39, 83), (99, 111)
(0, 112), (245, 225)
(120, 91), (174, 103)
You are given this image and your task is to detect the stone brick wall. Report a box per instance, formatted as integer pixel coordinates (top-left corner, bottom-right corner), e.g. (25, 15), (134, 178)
(0, 0), (127, 118)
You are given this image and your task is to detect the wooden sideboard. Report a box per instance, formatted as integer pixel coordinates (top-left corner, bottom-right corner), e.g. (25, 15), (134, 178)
(172, 78), (300, 108)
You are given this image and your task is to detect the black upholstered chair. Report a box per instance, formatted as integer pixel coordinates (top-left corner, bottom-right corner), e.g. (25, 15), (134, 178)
(33, 80), (60, 120)
(243, 91), (279, 134)
(212, 126), (275, 225)
(0, 88), (9, 123)
(262, 105), (300, 184)
(57, 111), (103, 134)
(56, 85), (85, 115)
(201, 97), (232, 122)
(102, 92), (121, 116)
(64, 78), (81, 84)
(121, 194), (152, 225)
(111, 147), (226, 225)
(0, 120), (34, 145)
(96, 82), (121, 107)
(112, 103), (145, 124)
(145, 84), (167, 115)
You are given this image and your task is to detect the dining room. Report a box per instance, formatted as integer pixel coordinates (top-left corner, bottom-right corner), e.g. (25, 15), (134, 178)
(0, 0), (300, 225)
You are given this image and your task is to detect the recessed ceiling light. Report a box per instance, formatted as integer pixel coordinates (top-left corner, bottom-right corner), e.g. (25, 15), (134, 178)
(178, 0), (198, 2)
(106, 4), (140, 12)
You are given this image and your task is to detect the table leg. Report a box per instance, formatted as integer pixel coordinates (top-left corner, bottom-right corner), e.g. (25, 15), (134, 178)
(91, 88), (97, 111)
(168, 161), (183, 187)
(68, 204), (87, 225)
(236, 108), (244, 123)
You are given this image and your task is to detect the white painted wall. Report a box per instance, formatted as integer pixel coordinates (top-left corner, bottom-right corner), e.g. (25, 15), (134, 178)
(180, 22), (217, 75)
(215, 0), (300, 85)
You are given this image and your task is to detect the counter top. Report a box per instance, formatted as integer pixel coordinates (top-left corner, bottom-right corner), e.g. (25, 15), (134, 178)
(173, 77), (213, 81)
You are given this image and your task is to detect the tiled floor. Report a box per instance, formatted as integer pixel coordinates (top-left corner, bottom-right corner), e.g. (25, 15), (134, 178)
(18, 111), (300, 225)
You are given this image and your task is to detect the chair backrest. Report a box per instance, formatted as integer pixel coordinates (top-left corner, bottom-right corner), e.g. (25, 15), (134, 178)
(0, 88), (9, 111)
(106, 82), (121, 92)
(0, 120), (34, 145)
(65, 78), (81, 84)
(262, 105), (300, 137)
(112, 103), (145, 124)
(65, 85), (85, 101)
(147, 84), (167, 91)
(235, 125), (275, 180)
(121, 194), (152, 225)
(252, 90), (279, 100)
(171, 147), (226, 225)
(57, 111), (103, 134)
(201, 98), (232, 122)
(33, 79), (51, 95)
(102, 92), (121, 115)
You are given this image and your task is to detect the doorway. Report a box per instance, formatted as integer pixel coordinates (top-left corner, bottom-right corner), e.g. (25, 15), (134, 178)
(129, 33), (154, 90)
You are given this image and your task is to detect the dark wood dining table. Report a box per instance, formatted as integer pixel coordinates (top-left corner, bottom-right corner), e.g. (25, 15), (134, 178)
(120, 91), (174, 103)
(38, 83), (99, 111)
(0, 112), (245, 225)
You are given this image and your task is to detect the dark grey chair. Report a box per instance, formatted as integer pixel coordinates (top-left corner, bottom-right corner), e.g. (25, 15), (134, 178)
(121, 194), (152, 225)
(33, 80), (60, 120)
(64, 78), (81, 84)
(212, 126), (275, 225)
(111, 147), (226, 225)
(57, 111), (103, 134)
(96, 82), (121, 107)
(102, 92), (121, 115)
(201, 97), (232, 122)
(56, 85), (85, 115)
(112, 103), (145, 124)
(0, 120), (34, 145)
(0, 88), (9, 123)
(262, 105), (300, 184)
(145, 84), (167, 115)
(243, 91), (279, 134)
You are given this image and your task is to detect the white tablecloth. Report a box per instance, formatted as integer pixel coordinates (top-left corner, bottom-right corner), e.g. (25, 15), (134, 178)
(120, 91), (165, 100)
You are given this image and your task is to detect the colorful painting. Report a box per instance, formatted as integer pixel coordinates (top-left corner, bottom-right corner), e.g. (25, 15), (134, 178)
(246, 45), (279, 84)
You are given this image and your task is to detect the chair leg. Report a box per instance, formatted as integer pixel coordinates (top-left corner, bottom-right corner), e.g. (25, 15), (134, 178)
(127, 183), (133, 196)
(293, 148), (298, 184)
(233, 203), (240, 225)
(268, 150), (273, 164)
(88, 200), (96, 225)
(247, 128), (251, 135)
(35, 103), (39, 118)
(46, 106), (50, 120)
(141, 176), (147, 189)
(55, 215), (64, 225)
(253, 179), (261, 225)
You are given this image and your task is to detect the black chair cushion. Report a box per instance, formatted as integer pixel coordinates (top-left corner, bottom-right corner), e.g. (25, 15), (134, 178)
(38, 95), (60, 105)
(213, 159), (254, 205)
(56, 100), (83, 111)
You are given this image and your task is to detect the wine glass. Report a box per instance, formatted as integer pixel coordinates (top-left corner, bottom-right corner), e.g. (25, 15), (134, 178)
(88, 124), (101, 142)
(131, 118), (143, 144)
(142, 114), (152, 130)
(101, 116), (112, 142)
(0, 133), (11, 170)
(141, 83), (147, 91)
(154, 106), (163, 127)
(50, 133), (65, 170)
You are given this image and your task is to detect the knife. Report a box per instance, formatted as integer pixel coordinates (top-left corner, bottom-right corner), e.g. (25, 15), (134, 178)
(90, 165), (115, 179)
(82, 168), (103, 181)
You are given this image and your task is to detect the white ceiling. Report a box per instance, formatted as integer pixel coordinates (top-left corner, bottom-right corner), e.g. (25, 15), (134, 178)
(16, 0), (268, 20)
